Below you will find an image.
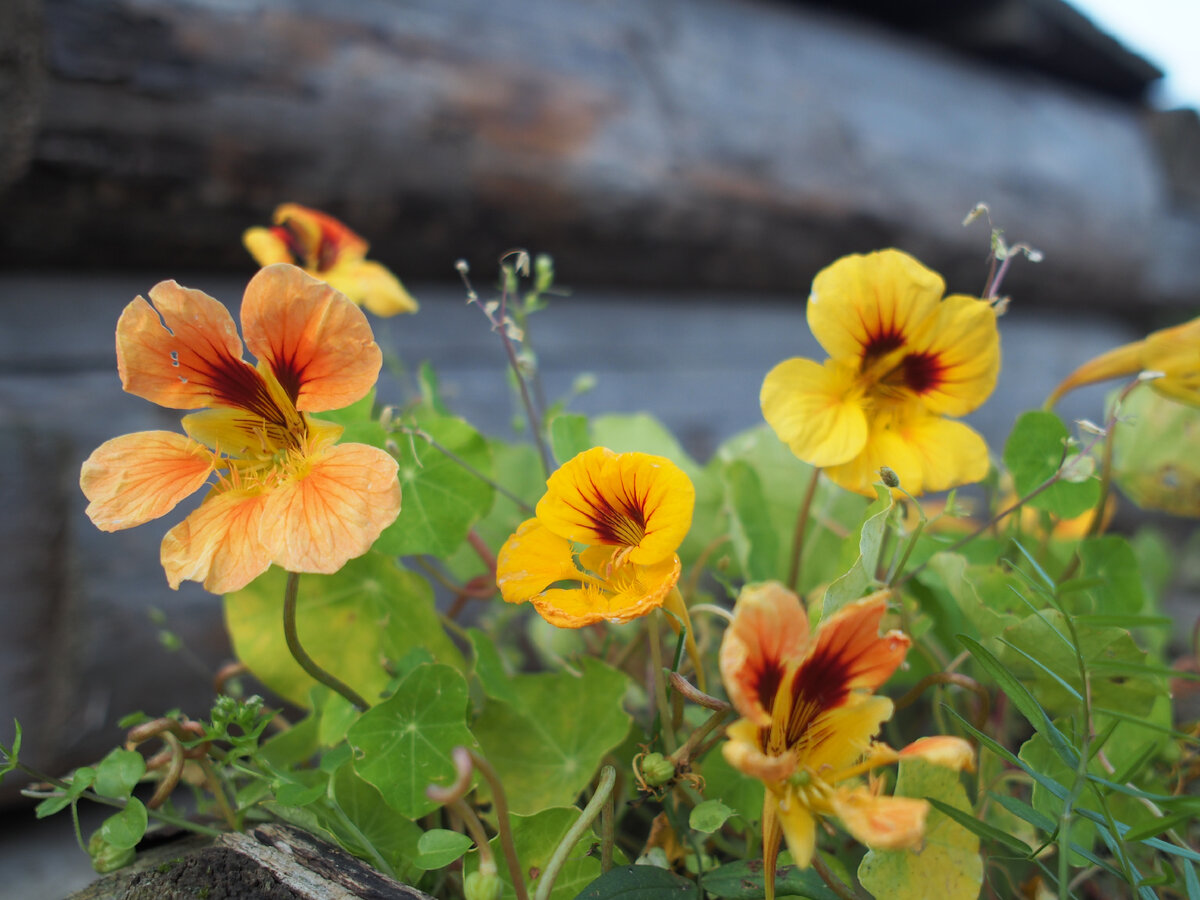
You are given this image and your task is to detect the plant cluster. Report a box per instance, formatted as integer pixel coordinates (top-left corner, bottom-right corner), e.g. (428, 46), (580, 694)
(3, 203), (1198, 900)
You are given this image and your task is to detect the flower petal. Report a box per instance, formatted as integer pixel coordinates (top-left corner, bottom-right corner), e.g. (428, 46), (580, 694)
(160, 488), (272, 594)
(801, 695), (895, 776)
(902, 294), (1000, 417)
(892, 415), (990, 494)
(807, 249), (945, 365)
(535, 447), (695, 565)
(720, 581), (811, 726)
(821, 411), (923, 496)
(81, 431), (214, 531)
(259, 442), (401, 574)
(243, 226), (296, 267)
(240, 264), (383, 413)
(761, 358), (868, 468)
(774, 791), (819, 869)
(531, 553), (681, 627)
(829, 785), (929, 851)
(324, 259), (419, 316)
(804, 594), (911, 696)
(496, 518), (584, 604)
(722, 718), (796, 783)
(117, 281), (254, 410)
(898, 736), (976, 772)
(274, 203), (369, 270)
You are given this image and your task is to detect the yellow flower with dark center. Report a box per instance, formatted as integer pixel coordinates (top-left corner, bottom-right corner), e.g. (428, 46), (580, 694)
(243, 203), (418, 316)
(1047, 315), (1200, 408)
(496, 447), (695, 627)
(80, 264), (402, 594)
(761, 249), (1000, 496)
(719, 582), (974, 899)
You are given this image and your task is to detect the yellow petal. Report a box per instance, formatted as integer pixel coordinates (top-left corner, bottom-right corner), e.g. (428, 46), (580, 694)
(161, 487), (272, 594)
(892, 414), (990, 494)
(242, 226), (295, 267)
(531, 553), (681, 627)
(1145, 318), (1200, 405)
(761, 358), (868, 467)
(536, 447), (695, 565)
(1046, 340), (1144, 407)
(116, 281), (250, 410)
(801, 695), (895, 775)
(722, 718), (797, 783)
(259, 443), (401, 574)
(720, 581), (811, 726)
(829, 784), (929, 851)
(239, 264), (383, 413)
(898, 736), (976, 772)
(807, 249), (945, 365)
(901, 294), (1000, 417)
(496, 518), (583, 604)
(273, 203), (369, 268)
(774, 790), (819, 869)
(821, 413), (922, 496)
(80, 431), (214, 531)
(325, 259), (419, 316)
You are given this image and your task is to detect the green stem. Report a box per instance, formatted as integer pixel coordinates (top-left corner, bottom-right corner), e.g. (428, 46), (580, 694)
(787, 467), (821, 592)
(648, 612), (678, 754)
(812, 850), (866, 900)
(600, 787), (615, 874)
(469, 750), (529, 900)
(282, 572), (369, 712)
(535, 767), (616, 900)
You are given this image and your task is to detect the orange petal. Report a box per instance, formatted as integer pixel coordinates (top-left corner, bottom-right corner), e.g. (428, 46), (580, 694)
(274, 203), (369, 269)
(160, 488), (272, 594)
(496, 518), (585, 604)
(81, 431), (214, 531)
(803, 594), (911, 696)
(259, 442), (401, 574)
(807, 250), (945, 365)
(117, 281), (256, 410)
(722, 718), (796, 783)
(531, 553), (681, 627)
(536, 447), (695, 565)
(761, 358), (868, 468)
(829, 784), (929, 851)
(899, 736), (976, 772)
(239, 264), (383, 413)
(720, 581), (811, 726)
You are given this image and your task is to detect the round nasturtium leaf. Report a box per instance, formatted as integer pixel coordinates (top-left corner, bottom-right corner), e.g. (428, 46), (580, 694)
(1111, 385), (1200, 516)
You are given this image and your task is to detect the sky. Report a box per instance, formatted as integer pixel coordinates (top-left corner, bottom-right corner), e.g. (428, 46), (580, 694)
(1069, 0), (1200, 109)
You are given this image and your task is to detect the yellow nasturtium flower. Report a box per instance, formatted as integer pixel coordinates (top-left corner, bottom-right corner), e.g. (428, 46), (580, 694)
(80, 264), (403, 594)
(243, 203), (418, 316)
(496, 447), (695, 627)
(761, 249), (1000, 496)
(719, 582), (974, 899)
(1047, 316), (1200, 408)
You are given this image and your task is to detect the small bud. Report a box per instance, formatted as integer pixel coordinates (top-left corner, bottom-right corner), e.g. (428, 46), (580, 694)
(378, 406), (395, 430)
(455, 259), (470, 274)
(464, 868), (503, 900)
(1075, 418), (1106, 437)
(639, 752), (675, 788)
(962, 202), (990, 227)
(879, 466), (900, 488)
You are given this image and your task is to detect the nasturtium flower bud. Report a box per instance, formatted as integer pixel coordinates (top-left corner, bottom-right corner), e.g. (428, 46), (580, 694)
(464, 868), (503, 900)
(639, 752), (676, 788)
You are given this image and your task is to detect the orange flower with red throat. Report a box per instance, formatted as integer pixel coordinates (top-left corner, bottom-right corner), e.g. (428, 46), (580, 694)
(243, 203), (418, 316)
(80, 263), (402, 594)
(761, 249), (999, 496)
(719, 582), (974, 898)
(496, 448), (695, 627)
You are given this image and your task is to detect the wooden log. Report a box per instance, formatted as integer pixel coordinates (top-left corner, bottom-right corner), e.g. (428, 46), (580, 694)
(4, 0), (1197, 307)
(67, 823), (435, 900)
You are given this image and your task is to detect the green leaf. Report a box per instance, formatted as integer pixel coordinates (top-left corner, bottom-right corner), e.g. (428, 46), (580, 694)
(689, 799), (734, 833)
(722, 460), (780, 582)
(98, 798), (148, 850)
(700, 860), (838, 899)
(574, 864), (698, 898)
(925, 797), (1032, 855)
(347, 664), (478, 819)
(1077, 536), (1146, 615)
(92, 749), (146, 800)
(326, 761), (424, 884)
(698, 746), (763, 832)
(377, 410), (495, 557)
(415, 829), (475, 870)
(1111, 385), (1200, 515)
(418, 361), (451, 416)
(859, 758), (982, 900)
(0, 720), (21, 779)
(225, 554), (462, 708)
(467, 807), (607, 900)
(549, 413), (592, 466)
(823, 484), (892, 617)
(472, 658), (631, 816)
(1003, 411), (1099, 518)
(987, 791), (1056, 834)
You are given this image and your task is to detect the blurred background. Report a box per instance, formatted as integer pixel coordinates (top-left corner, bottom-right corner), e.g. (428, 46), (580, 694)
(2, 0), (1198, 893)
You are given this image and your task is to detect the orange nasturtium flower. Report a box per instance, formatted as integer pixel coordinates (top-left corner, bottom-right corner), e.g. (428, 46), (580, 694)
(496, 447), (695, 627)
(761, 249), (1000, 496)
(80, 263), (403, 594)
(243, 203), (418, 316)
(720, 582), (974, 897)
(1047, 315), (1200, 408)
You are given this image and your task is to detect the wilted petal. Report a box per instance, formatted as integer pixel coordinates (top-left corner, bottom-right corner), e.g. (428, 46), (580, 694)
(720, 581), (810, 726)
(259, 442), (401, 574)
(117, 281), (253, 410)
(161, 487), (272, 594)
(240, 264), (383, 413)
(829, 785), (929, 851)
(807, 250), (945, 365)
(536, 447), (695, 565)
(761, 358), (867, 468)
(81, 431), (214, 531)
